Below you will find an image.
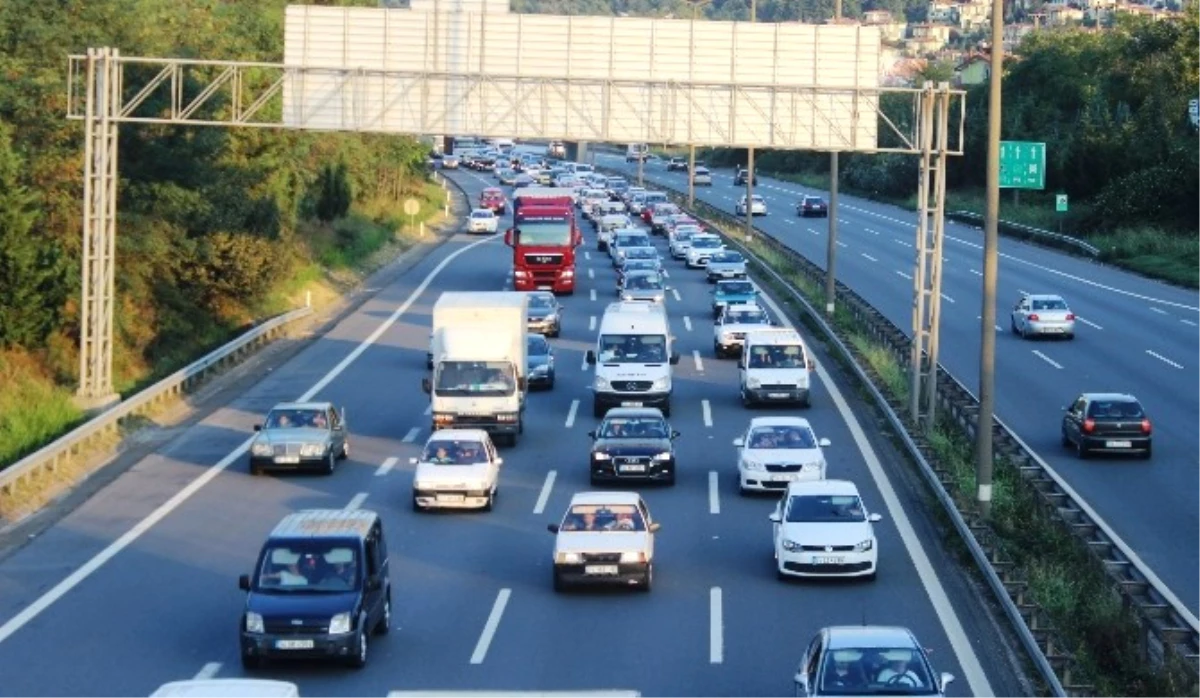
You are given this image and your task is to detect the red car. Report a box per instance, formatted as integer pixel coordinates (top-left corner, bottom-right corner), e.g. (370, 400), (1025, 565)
(480, 187), (508, 215)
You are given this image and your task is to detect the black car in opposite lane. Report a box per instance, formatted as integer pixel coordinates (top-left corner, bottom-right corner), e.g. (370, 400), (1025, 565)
(587, 407), (679, 486)
(1061, 392), (1152, 459)
(797, 195), (829, 217)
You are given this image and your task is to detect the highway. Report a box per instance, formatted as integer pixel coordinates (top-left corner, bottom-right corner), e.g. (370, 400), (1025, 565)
(0, 163), (1025, 696)
(597, 152), (1200, 617)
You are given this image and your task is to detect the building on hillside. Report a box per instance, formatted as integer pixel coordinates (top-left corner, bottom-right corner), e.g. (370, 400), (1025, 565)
(928, 0), (957, 21)
(861, 9), (909, 41)
(1003, 23), (1036, 51)
(906, 23), (953, 53)
(1044, 3), (1086, 25)
(954, 51), (991, 86)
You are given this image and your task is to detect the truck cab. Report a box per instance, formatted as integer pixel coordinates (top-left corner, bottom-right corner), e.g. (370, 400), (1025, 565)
(509, 188), (583, 294)
(586, 302), (680, 418)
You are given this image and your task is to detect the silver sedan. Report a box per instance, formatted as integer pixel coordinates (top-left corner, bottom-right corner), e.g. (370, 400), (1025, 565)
(1010, 293), (1076, 339)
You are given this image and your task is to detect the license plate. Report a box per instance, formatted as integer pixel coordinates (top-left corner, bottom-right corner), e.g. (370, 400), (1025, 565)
(585, 565), (619, 575)
(1106, 440), (1132, 448)
(773, 474), (793, 482)
(620, 464), (647, 473)
(621, 401), (644, 407)
(812, 556), (845, 565)
(437, 494), (465, 502)
(768, 393), (789, 399)
(275, 639), (314, 650)
(274, 455), (299, 464)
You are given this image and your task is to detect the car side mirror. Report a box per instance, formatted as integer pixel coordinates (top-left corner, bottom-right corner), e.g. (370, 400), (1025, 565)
(769, 512), (782, 523)
(238, 574), (251, 591)
(940, 673), (955, 691)
(733, 437), (744, 447)
(868, 513), (882, 522)
(253, 424), (262, 432)
(366, 576), (382, 591)
(671, 430), (681, 439)
(669, 352), (680, 365)
(421, 377), (432, 394)
(587, 430), (597, 439)
(586, 350), (597, 365)
(504, 228), (515, 246)
(648, 522), (661, 533)
(495, 457), (504, 466)
(807, 359), (816, 370)
(818, 438), (831, 447)
(547, 523), (560, 534)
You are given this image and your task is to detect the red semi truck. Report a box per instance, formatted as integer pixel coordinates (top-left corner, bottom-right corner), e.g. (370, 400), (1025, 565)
(507, 188), (581, 294)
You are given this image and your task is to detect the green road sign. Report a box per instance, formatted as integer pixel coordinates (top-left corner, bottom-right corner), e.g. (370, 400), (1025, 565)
(1056, 194), (1068, 212)
(999, 141), (1045, 190)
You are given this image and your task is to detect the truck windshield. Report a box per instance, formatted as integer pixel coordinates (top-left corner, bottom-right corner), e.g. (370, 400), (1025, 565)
(435, 361), (517, 397)
(515, 221), (572, 246)
(598, 334), (668, 364)
(747, 345), (807, 369)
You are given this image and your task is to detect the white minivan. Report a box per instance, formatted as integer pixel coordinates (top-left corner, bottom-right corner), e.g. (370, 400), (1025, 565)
(626, 143), (649, 162)
(739, 328), (816, 407)
(586, 302), (680, 418)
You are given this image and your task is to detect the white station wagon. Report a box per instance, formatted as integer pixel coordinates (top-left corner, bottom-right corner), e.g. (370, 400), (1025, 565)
(410, 429), (503, 511)
(547, 491), (660, 591)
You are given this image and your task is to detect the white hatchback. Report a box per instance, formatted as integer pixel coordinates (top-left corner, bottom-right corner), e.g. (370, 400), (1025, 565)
(770, 479), (881, 579)
(734, 417), (829, 494)
(548, 491), (660, 591)
(410, 429), (502, 511)
(467, 208), (498, 234)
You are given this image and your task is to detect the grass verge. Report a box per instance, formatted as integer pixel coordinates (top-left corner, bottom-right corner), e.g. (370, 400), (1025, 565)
(682, 193), (1194, 696)
(0, 182), (449, 520)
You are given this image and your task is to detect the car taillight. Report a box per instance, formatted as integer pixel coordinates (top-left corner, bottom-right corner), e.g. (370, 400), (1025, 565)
(1082, 418), (1095, 433)
(1065, 313), (1075, 320)
(1028, 313), (1040, 321)
(1141, 419), (1152, 434)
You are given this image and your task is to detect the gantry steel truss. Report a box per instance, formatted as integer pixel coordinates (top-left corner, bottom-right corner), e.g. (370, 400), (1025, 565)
(66, 47), (964, 421)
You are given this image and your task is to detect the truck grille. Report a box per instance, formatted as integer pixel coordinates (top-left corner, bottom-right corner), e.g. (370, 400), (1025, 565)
(761, 384), (797, 391)
(524, 253), (563, 266)
(612, 381), (652, 392)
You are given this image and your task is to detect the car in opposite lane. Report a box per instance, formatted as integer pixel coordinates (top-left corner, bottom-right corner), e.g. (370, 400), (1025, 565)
(734, 416), (829, 494)
(587, 407), (679, 485)
(526, 333), (557, 390)
(770, 479), (880, 580)
(1061, 392), (1152, 459)
(691, 166), (714, 186)
(736, 194), (768, 216)
(794, 625), (955, 696)
(1011, 293), (1076, 339)
(548, 491), (660, 591)
(410, 429), (503, 510)
(249, 402), (350, 476)
(797, 195), (828, 217)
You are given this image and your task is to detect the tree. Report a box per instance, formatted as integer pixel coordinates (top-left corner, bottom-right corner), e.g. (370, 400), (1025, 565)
(315, 162), (352, 222)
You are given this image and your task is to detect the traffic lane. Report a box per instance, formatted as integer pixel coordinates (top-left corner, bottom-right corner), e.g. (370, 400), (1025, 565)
(0, 231), (479, 630)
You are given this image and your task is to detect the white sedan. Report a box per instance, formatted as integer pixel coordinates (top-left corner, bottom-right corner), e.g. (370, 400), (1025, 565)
(467, 208), (499, 234)
(734, 416), (829, 494)
(1010, 293), (1076, 339)
(735, 194), (768, 216)
(410, 429), (502, 511)
(769, 479), (881, 580)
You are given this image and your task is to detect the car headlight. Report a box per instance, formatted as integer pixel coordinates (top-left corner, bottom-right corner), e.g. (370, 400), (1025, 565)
(721, 333), (734, 342)
(741, 459), (764, 471)
(329, 612), (352, 635)
(746, 377), (762, 388)
(245, 612), (264, 634)
(251, 441), (272, 456)
(496, 413), (518, 423)
(592, 452), (611, 461)
(652, 452), (672, 461)
(621, 293), (633, 300)
(781, 539), (802, 552)
(620, 551), (647, 563)
(545, 313), (558, 323)
(855, 539), (874, 553)
(556, 552), (581, 564)
(531, 364), (549, 375)
(651, 376), (669, 390)
(299, 443), (326, 457)
(433, 413), (455, 424)
(594, 376), (611, 391)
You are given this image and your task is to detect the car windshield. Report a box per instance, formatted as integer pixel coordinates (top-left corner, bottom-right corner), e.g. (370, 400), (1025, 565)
(719, 281), (754, 295)
(817, 646), (934, 695)
(617, 235), (651, 248)
(786, 494), (865, 523)
(515, 221), (572, 245)
(625, 248), (657, 260)
(625, 274), (664, 290)
(713, 252), (744, 264)
(420, 438), (489, 465)
(527, 294), (556, 310)
(600, 416), (669, 439)
(692, 237), (722, 249)
(471, 211), (493, 219)
(434, 361), (517, 397)
(1031, 298), (1068, 310)
(256, 541), (359, 593)
(527, 335), (550, 356)
(624, 260), (657, 272)
(264, 409), (328, 430)
(748, 424), (817, 449)
(805, 197), (824, 205)
(748, 344), (808, 368)
(1087, 400), (1145, 418)
(598, 334), (668, 363)
(724, 309), (769, 325)
(560, 503), (646, 532)
(654, 205), (679, 217)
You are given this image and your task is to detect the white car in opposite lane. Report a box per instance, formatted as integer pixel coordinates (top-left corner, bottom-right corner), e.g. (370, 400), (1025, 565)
(736, 194), (768, 216)
(410, 429), (503, 511)
(467, 208), (499, 234)
(734, 416), (829, 493)
(770, 479), (881, 580)
(1010, 292), (1076, 339)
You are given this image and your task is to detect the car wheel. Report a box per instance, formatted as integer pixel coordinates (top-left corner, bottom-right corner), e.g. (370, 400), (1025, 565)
(713, 342), (723, 358)
(741, 389), (754, 408)
(375, 593), (391, 635)
(240, 653), (261, 670)
(776, 565), (789, 581)
(412, 494), (423, 512)
(483, 488), (494, 512)
(347, 621), (368, 668)
(553, 569), (567, 592)
(1010, 317), (1019, 334)
(1061, 428), (1071, 448)
(340, 439), (350, 460)
(546, 377), (555, 391)
(250, 461), (264, 476)
(660, 402), (671, 418)
(1075, 438), (1089, 459)
(1065, 333), (1075, 341)
(639, 563), (653, 591)
(323, 451), (336, 475)
(666, 471), (676, 487)
(593, 400), (606, 418)
(1140, 444), (1152, 460)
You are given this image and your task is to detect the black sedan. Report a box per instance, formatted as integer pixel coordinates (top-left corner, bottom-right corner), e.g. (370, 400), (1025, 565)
(527, 334), (556, 391)
(1061, 392), (1152, 459)
(797, 195), (828, 217)
(587, 407), (679, 486)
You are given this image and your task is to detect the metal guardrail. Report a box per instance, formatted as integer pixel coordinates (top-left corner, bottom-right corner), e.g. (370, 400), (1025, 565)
(0, 306), (314, 509)
(945, 210), (1101, 258)
(598, 165), (1199, 695)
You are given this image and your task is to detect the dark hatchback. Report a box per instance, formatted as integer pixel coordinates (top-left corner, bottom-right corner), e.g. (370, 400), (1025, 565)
(1061, 392), (1152, 459)
(797, 195), (828, 217)
(527, 333), (556, 391)
(238, 509), (391, 670)
(587, 407), (680, 486)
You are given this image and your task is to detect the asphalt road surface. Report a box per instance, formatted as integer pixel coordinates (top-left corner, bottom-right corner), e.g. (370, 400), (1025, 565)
(598, 152), (1200, 618)
(0, 167), (1024, 697)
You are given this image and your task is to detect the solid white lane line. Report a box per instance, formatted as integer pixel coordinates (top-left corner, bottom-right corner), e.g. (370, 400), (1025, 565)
(895, 270), (913, 280)
(470, 589), (511, 665)
(701, 400), (713, 427)
(533, 471), (557, 514)
(589, 289), (597, 301)
(1032, 350), (1064, 369)
(1076, 316), (1103, 330)
(941, 293), (956, 304)
(752, 285), (995, 697)
(710, 587), (723, 664)
(589, 315), (596, 331)
(861, 253), (878, 262)
(402, 427), (420, 443)
(1146, 350), (1184, 369)
(693, 350), (704, 372)
(375, 457), (398, 477)
(708, 472), (720, 514)
(192, 662), (221, 681)
(1150, 306), (1168, 315)
(0, 234), (503, 648)
(588, 268), (595, 279)
(1182, 319), (1198, 327)
(683, 316), (692, 331)
(672, 288), (682, 302)
(565, 400), (579, 428)
(345, 492), (369, 511)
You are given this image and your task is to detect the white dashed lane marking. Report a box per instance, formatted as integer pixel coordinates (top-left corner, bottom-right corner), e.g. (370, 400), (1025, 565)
(564, 400), (579, 428)
(861, 253), (878, 262)
(375, 457), (398, 477)
(896, 270), (913, 280)
(1076, 316), (1103, 330)
(684, 316), (692, 331)
(533, 471), (557, 514)
(702, 400), (713, 427)
(693, 350), (704, 372)
(1032, 350), (1063, 369)
(1146, 350), (1184, 369)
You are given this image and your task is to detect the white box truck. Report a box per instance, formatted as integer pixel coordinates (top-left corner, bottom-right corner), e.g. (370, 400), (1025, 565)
(585, 301), (680, 418)
(422, 292), (529, 445)
(738, 328), (816, 407)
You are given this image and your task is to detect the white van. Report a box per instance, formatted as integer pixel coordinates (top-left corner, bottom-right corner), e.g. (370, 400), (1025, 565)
(626, 143), (649, 162)
(738, 328), (816, 407)
(150, 680), (299, 697)
(586, 302), (680, 418)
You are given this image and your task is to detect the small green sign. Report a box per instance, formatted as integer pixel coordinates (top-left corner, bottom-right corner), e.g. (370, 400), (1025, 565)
(1055, 194), (1068, 212)
(999, 141), (1046, 190)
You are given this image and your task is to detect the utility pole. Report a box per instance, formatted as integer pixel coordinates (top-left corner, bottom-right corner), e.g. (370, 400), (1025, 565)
(976, 0), (1005, 518)
(744, 0), (756, 242)
(687, 0), (706, 208)
(825, 0), (842, 317)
